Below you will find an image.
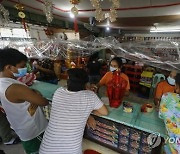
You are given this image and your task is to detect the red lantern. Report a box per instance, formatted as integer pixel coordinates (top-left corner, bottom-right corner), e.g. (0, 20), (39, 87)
(107, 71), (128, 108)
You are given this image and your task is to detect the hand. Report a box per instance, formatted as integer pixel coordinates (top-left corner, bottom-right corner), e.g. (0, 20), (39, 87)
(0, 106), (5, 113)
(154, 101), (160, 112)
(87, 116), (96, 130)
(155, 105), (160, 112)
(90, 84), (98, 93)
(34, 64), (41, 70)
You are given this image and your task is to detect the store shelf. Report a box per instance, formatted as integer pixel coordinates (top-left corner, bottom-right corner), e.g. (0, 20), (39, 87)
(124, 65), (142, 70)
(125, 71), (142, 76)
(129, 77), (141, 82)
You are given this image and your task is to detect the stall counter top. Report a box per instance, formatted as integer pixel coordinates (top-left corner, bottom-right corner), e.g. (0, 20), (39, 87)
(30, 80), (60, 101)
(31, 81), (166, 137)
(101, 102), (166, 138)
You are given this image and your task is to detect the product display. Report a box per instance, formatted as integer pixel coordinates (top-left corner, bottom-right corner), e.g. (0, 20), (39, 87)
(96, 121), (118, 132)
(119, 144), (128, 152)
(123, 102), (133, 113)
(84, 115), (156, 154)
(119, 128), (130, 136)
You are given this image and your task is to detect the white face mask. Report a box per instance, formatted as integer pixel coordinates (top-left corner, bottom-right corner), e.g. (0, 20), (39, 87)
(167, 76), (175, 86)
(110, 66), (117, 72)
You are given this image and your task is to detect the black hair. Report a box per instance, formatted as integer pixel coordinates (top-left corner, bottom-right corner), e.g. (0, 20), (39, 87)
(67, 68), (89, 92)
(89, 52), (99, 62)
(0, 48), (27, 71)
(175, 73), (180, 87)
(110, 57), (122, 68)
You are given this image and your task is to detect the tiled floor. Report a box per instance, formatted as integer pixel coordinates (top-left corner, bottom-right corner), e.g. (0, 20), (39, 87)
(0, 139), (119, 154)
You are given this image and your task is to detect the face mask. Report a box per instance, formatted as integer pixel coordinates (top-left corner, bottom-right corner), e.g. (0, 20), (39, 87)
(110, 66), (117, 72)
(167, 76), (175, 86)
(13, 68), (27, 78)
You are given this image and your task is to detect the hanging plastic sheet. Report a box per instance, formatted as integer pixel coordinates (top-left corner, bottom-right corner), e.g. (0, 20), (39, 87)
(0, 36), (179, 71)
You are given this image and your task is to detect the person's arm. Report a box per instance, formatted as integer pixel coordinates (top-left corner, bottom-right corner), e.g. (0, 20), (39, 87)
(87, 93), (108, 129)
(124, 75), (130, 96)
(6, 84), (49, 106)
(93, 105), (108, 116)
(36, 65), (54, 74)
(92, 93), (108, 116)
(90, 72), (108, 92)
(154, 83), (163, 108)
(87, 115), (96, 130)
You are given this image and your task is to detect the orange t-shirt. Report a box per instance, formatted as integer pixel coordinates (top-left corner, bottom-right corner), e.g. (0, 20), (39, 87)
(99, 72), (130, 91)
(155, 80), (175, 99)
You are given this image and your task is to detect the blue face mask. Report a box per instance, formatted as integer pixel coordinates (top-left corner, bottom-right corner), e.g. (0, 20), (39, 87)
(13, 68), (27, 78)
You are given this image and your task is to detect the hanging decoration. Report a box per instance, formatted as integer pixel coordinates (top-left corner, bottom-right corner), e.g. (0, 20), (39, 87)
(15, 3), (27, 32)
(70, 0), (80, 33)
(109, 0), (120, 22)
(43, 0), (53, 23)
(0, 3), (10, 26)
(90, 0), (120, 22)
(70, 0), (80, 16)
(44, 27), (54, 36)
(70, 0), (80, 5)
(71, 6), (78, 16)
(90, 0), (105, 22)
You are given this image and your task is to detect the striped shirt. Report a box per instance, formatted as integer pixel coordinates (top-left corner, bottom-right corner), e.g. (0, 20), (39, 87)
(40, 88), (103, 154)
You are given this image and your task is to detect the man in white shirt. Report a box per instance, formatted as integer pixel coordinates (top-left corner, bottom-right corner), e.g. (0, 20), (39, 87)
(0, 48), (49, 154)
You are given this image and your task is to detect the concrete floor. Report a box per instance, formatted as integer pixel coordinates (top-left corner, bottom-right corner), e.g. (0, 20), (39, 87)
(0, 139), (119, 154)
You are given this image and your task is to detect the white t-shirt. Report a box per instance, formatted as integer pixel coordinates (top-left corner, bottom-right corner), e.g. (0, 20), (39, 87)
(0, 78), (48, 141)
(40, 88), (103, 154)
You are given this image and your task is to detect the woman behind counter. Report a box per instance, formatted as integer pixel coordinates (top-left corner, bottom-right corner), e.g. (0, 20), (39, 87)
(92, 57), (130, 96)
(40, 68), (108, 154)
(159, 73), (180, 154)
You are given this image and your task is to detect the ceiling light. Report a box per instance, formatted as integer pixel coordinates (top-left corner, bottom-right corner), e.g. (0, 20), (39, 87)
(70, 13), (75, 18)
(106, 27), (110, 31)
(150, 29), (180, 33)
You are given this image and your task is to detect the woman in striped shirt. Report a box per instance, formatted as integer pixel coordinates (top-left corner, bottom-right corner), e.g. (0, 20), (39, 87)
(40, 68), (108, 154)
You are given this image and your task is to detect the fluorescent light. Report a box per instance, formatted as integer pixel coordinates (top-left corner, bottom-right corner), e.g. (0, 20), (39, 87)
(150, 29), (180, 33)
(70, 13), (75, 18)
(106, 27), (110, 31)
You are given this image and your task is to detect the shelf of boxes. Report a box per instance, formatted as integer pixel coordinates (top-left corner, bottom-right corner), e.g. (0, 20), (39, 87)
(123, 65), (143, 92)
(84, 115), (162, 154)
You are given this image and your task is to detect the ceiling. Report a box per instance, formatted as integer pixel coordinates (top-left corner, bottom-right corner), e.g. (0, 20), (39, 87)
(2, 0), (180, 30)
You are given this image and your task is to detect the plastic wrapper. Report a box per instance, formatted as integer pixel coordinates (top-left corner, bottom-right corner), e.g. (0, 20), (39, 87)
(129, 148), (139, 154)
(119, 128), (130, 136)
(142, 133), (149, 144)
(91, 130), (118, 142)
(119, 144), (128, 152)
(0, 36), (179, 71)
(141, 145), (152, 153)
(119, 136), (129, 145)
(130, 130), (141, 141)
(130, 141), (140, 149)
(96, 121), (118, 132)
(95, 126), (118, 138)
(91, 134), (118, 148)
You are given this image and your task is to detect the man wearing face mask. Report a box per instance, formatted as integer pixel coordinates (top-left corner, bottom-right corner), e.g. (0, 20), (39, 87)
(0, 48), (49, 154)
(154, 70), (177, 108)
(159, 73), (180, 153)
